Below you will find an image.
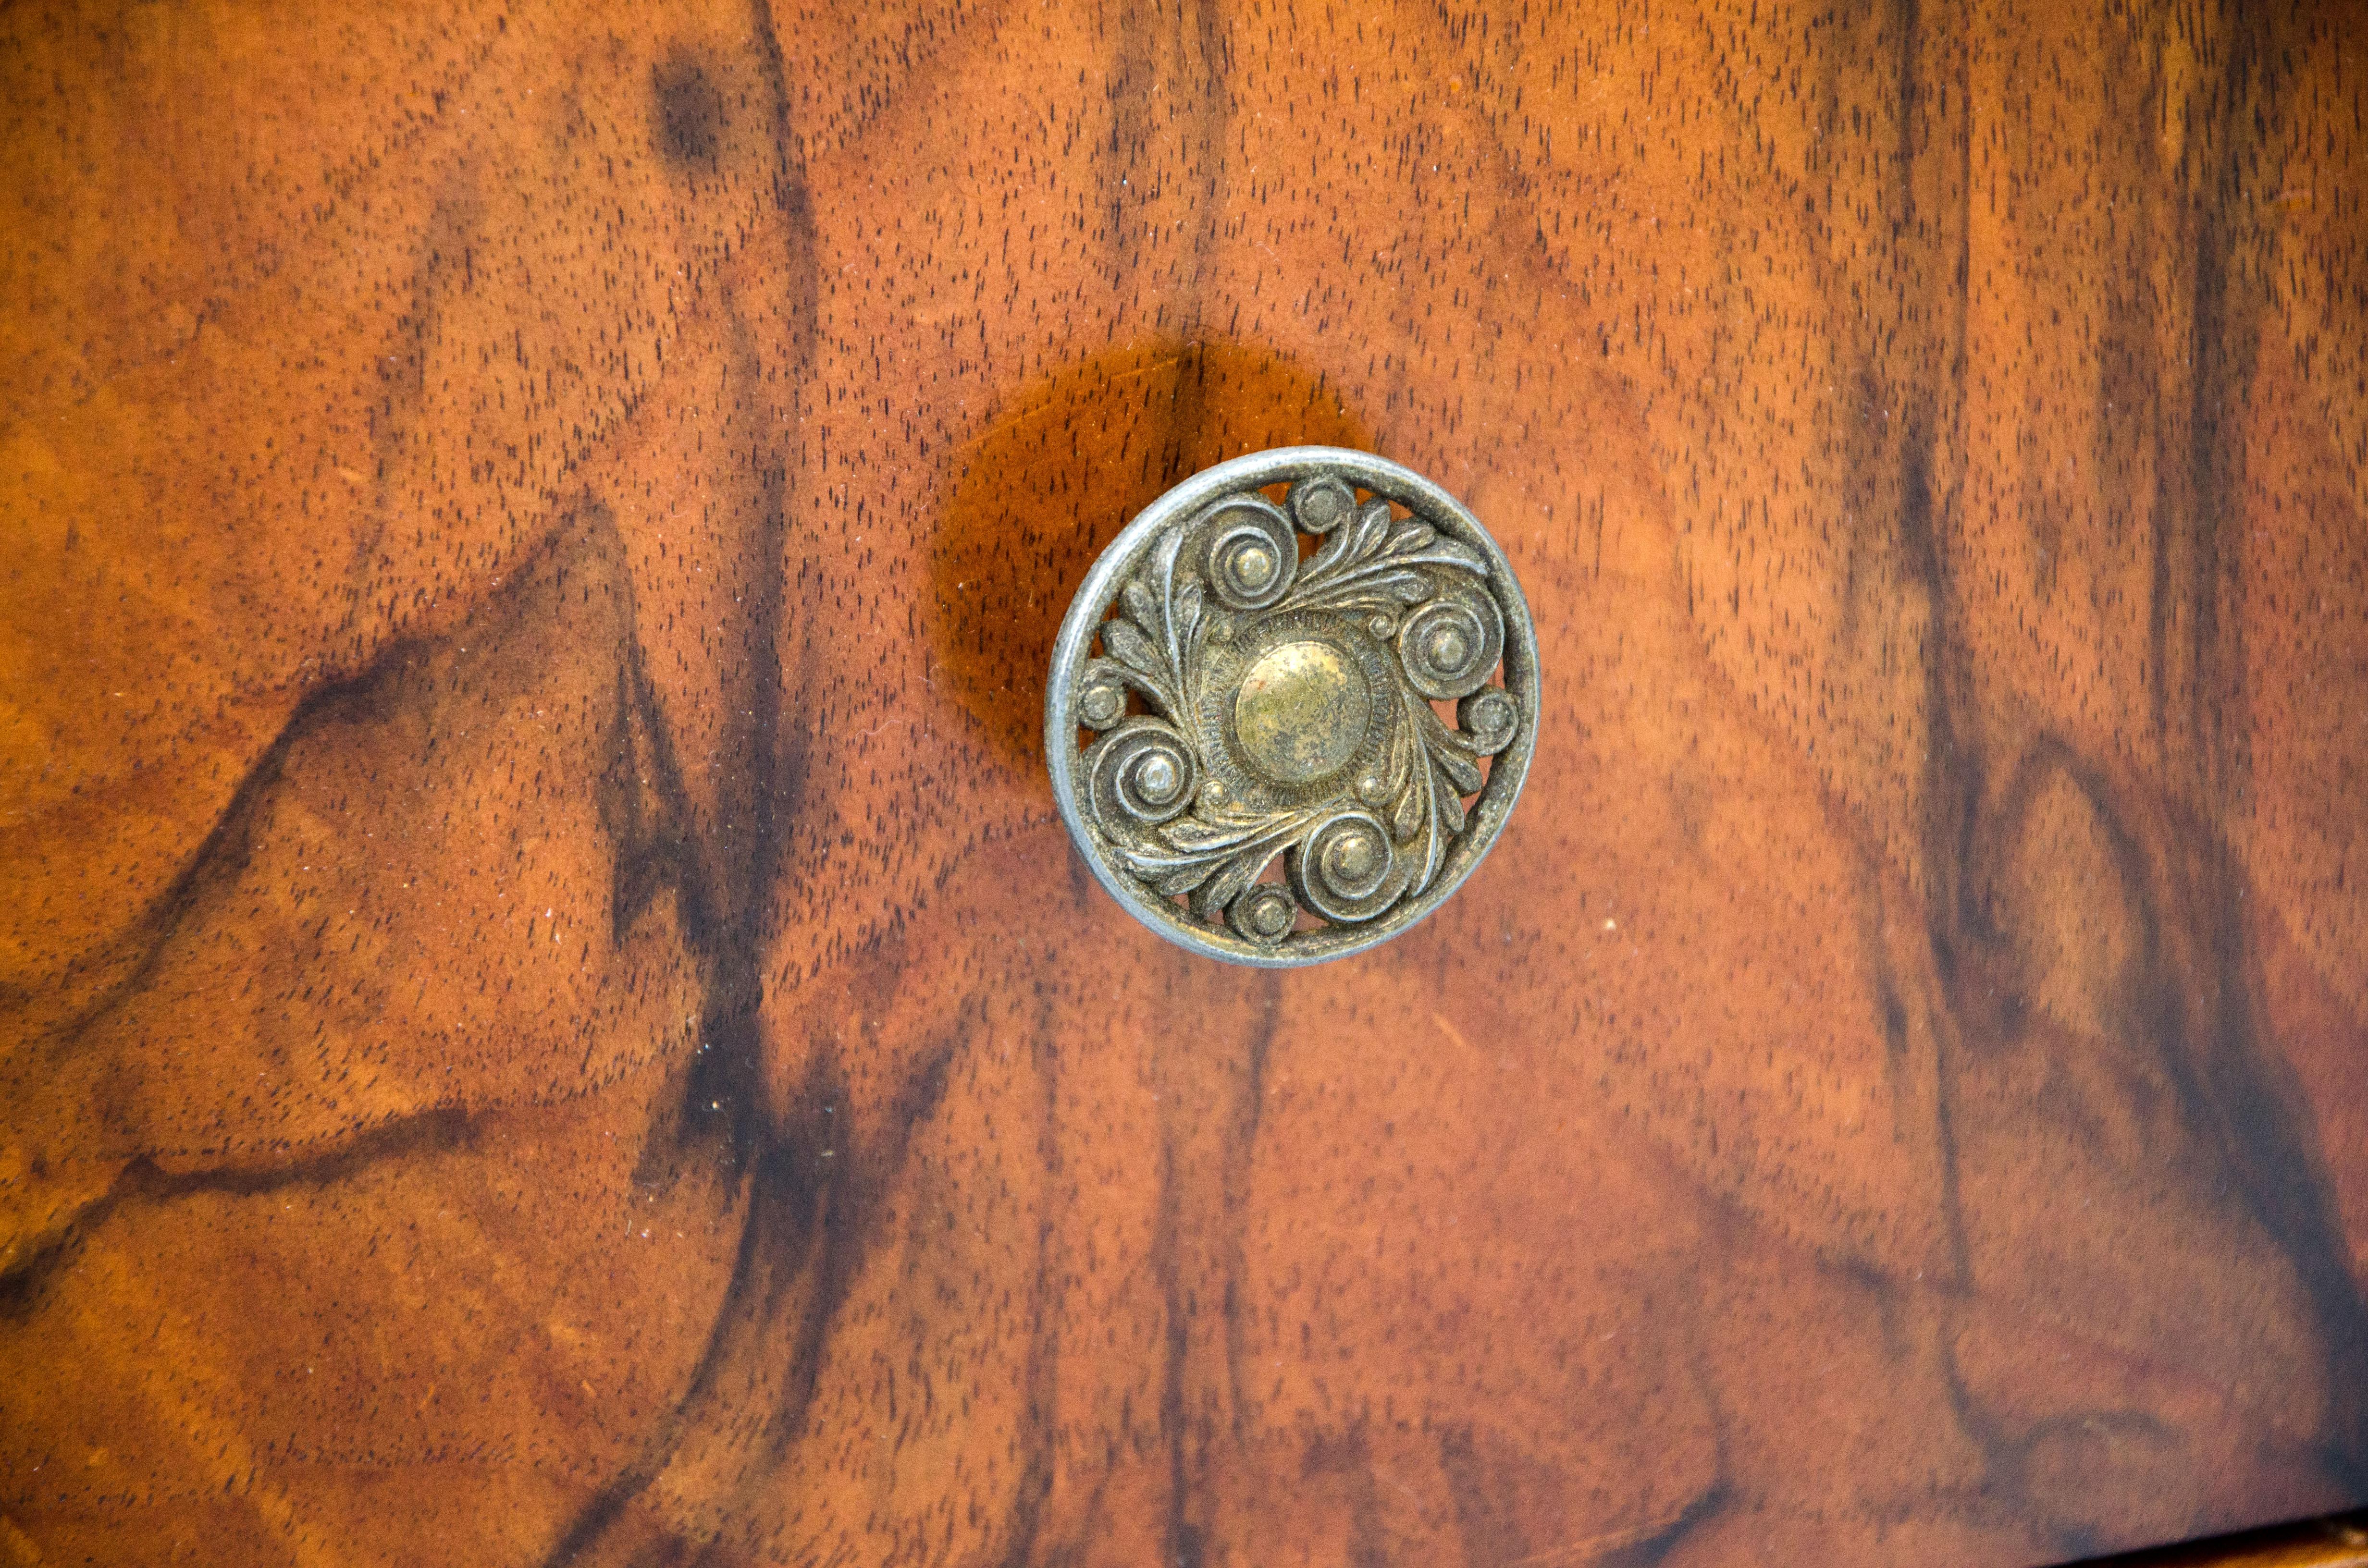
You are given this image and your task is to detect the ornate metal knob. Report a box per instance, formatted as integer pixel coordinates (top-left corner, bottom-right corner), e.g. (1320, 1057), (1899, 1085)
(1046, 447), (1539, 966)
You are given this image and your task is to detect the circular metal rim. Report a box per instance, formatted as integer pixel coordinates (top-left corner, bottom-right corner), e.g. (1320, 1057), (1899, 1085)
(1044, 446), (1540, 968)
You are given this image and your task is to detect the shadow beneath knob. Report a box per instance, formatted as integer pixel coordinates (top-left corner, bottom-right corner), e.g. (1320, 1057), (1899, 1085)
(928, 336), (1373, 771)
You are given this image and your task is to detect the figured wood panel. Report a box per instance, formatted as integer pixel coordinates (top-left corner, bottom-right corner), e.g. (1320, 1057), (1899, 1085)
(3, 0), (2366, 1565)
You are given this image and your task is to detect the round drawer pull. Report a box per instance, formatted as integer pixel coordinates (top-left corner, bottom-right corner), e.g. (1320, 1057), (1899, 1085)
(1045, 447), (1539, 967)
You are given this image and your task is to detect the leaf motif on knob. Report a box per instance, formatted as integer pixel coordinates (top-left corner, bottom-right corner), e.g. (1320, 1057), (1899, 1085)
(1071, 474), (1522, 942)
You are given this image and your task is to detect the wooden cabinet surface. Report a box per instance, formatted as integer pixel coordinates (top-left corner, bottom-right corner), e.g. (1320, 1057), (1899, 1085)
(4, 1), (2367, 1564)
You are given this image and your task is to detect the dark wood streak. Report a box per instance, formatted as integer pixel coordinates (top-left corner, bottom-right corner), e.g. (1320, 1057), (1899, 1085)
(3, 0), (2365, 1564)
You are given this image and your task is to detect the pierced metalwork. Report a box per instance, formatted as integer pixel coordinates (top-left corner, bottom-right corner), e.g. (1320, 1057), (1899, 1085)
(1046, 447), (1539, 967)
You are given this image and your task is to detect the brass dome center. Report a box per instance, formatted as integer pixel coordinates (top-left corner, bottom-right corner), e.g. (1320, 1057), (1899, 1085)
(1234, 640), (1370, 784)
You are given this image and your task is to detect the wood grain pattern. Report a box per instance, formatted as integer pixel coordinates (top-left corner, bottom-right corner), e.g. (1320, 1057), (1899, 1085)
(3, 0), (2365, 1564)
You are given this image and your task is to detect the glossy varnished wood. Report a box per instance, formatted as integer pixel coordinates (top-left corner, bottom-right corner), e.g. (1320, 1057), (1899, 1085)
(3, 1), (2365, 1564)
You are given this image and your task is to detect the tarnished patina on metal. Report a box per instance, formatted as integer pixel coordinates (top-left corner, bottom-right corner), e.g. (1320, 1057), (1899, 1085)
(1046, 447), (1539, 967)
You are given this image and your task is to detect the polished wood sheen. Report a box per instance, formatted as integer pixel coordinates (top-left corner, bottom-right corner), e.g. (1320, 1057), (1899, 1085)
(3, 0), (2365, 1564)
